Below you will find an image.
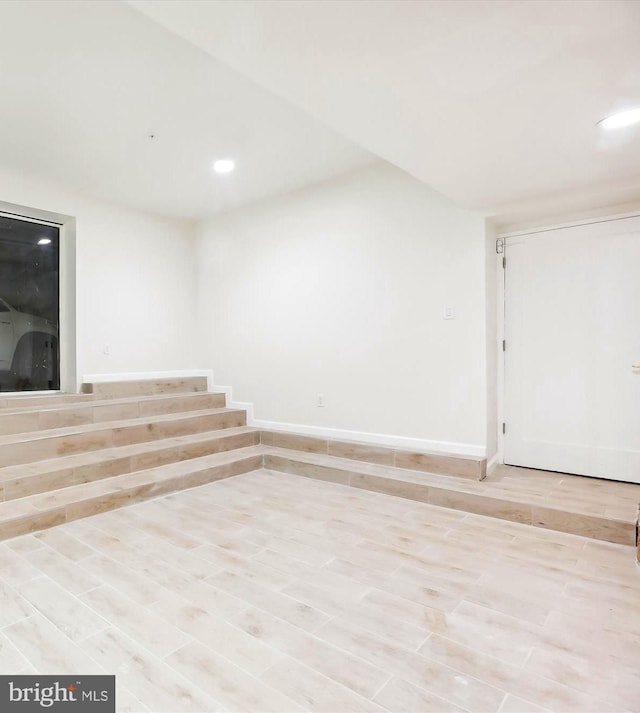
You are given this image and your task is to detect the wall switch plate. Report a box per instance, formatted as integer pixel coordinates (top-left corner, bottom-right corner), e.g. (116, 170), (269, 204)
(103, 344), (110, 355)
(317, 394), (325, 407)
(443, 305), (456, 320)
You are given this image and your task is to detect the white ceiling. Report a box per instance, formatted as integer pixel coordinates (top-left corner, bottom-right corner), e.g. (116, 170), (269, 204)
(0, 1), (375, 219)
(130, 0), (640, 219)
(1, 1), (638, 223)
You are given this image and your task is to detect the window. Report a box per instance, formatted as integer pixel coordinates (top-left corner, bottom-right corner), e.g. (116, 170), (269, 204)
(0, 214), (60, 391)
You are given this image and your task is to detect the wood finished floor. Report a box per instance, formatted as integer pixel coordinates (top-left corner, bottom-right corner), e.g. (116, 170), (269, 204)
(0, 469), (639, 713)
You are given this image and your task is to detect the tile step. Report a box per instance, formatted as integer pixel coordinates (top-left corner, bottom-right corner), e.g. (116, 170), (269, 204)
(81, 376), (208, 398)
(263, 447), (638, 546)
(0, 376), (209, 408)
(0, 391), (226, 436)
(261, 430), (485, 480)
(0, 429), (637, 545)
(0, 393), (95, 409)
(0, 408), (247, 467)
(0, 390), (226, 414)
(0, 426), (259, 501)
(0, 445), (263, 541)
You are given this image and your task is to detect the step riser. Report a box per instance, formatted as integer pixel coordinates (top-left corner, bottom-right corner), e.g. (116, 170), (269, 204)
(0, 393), (226, 436)
(0, 377), (209, 407)
(0, 411), (246, 467)
(2, 431), (260, 501)
(261, 430), (486, 480)
(0, 394), (93, 409)
(82, 377), (208, 399)
(0, 455), (263, 541)
(0, 431), (260, 501)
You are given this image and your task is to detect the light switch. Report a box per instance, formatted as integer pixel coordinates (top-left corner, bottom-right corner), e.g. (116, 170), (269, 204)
(443, 305), (456, 320)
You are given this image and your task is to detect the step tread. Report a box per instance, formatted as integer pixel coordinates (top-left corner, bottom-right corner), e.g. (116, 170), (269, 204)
(0, 426), (259, 482)
(0, 394), (94, 409)
(264, 447), (639, 524)
(0, 390), (226, 415)
(0, 445), (264, 523)
(0, 407), (244, 446)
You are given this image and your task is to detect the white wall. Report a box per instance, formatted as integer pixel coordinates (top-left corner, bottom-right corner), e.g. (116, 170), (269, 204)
(196, 163), (488, 455)
(0, 166), (198, 385)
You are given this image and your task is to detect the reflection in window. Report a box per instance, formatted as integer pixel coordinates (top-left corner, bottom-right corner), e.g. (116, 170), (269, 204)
(0, 215), (60, 391)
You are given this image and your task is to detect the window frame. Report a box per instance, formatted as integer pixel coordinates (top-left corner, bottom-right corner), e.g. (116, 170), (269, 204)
(0, 204), (76, 395)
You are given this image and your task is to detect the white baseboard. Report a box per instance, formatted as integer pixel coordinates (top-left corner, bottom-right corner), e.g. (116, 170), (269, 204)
(82, 369), (214, 390)
(253, 418), (486, 458)
(86, 375), (487, 459)
(210, 384), (254, 423)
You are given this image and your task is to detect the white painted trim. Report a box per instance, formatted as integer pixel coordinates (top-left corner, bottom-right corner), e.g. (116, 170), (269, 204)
(83, 369), (215, 390)
(499, 210), (640, 239)
(210, 384), (254, 423)
(59, 217), (77, 394)
(497, 246), (506, 467)
(1, 390), (61, 399)
(253, 418), (486, 458)
(84, 374), (483, 458)
(0, 202), (77, 394)
(211, 384), (484, 457)
(486, 453), (501, 475)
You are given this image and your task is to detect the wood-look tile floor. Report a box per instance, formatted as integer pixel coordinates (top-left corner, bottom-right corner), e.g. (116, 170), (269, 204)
(1, 469), (639, 713)
(488, 464), (640, 520)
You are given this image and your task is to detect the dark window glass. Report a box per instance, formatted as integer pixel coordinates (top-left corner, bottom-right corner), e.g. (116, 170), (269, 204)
(0, 215), (60, 391)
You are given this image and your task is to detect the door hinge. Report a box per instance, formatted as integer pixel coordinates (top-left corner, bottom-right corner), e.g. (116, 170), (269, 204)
(502, 422), (506, 434)
(496, 238), (504, 254)
(502, 339), (506, 352)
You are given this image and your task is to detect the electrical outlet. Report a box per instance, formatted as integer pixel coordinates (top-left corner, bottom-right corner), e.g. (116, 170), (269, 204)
(317, 394), (325, 407)
(443, 305), (456, 320)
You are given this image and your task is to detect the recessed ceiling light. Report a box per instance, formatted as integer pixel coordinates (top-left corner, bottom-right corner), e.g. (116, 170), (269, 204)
(213, 159), (235, 174)
(598, 108), (640, 130)
(37, 238), (51, 246)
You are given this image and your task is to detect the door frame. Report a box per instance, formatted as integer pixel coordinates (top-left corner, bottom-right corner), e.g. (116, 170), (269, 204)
(495, 210), (640, 471)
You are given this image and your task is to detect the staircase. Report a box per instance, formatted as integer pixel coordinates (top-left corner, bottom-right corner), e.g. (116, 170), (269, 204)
(0, 378), (262, 540)
(0, 378), (637, 553)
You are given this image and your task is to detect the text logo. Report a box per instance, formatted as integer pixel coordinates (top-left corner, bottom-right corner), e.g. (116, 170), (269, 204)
(1, 676), (115, 712)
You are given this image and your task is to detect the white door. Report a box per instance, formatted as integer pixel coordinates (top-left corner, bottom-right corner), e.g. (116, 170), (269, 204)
(504, 215), (640, 483)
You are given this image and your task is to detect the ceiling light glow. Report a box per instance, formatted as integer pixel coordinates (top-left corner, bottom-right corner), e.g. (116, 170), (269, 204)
(213, 159), (235, 174)
(598, 108), (640, 130)
(37, 238), (51, 246)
